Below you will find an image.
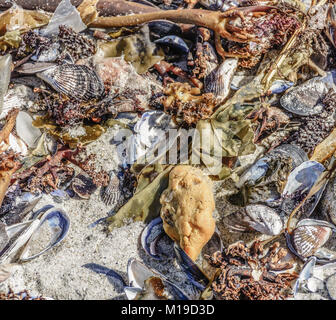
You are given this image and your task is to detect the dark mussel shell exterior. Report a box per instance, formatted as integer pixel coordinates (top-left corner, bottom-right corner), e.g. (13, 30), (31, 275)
(148, 20), (182, 39)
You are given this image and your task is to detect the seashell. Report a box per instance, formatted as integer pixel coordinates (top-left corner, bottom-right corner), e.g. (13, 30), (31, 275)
(19, 208), (70, 262)
(0, 54), (12, 114)
(141, 216), (164, 260)
(293, 256), (317, 296)
(155, 36), (189, 54)
(16, 62), (56, 74)
(201, 227), (223, 257)
(37, 64), (105, 101)
(280, 75), (335, 116)
(148, 20), (182, 39)
(173, 243), (209, 291)
(127, 258), (189, 300)
(326, 273), (336, 300)
(282, 161), (325, 198)
(225, 204), (283, 236)
(102, 171), (121, 206)
(289, 219), (335, 260)
(71, 174), (97, 200)
(0, 207), (70, 263)
(204, 58), (238, 101)
(15, 111), (42, 148)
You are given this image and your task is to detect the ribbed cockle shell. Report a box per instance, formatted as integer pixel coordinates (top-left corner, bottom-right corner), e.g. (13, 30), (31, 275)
(292, 222), (333, 258)
(37, 64), (105, 101)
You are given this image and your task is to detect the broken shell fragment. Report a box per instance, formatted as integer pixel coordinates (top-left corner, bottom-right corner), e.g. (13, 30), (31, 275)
(160, 165), (216, 261)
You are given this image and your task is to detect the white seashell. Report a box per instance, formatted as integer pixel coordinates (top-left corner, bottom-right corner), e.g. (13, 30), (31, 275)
(204, 58), (238, 101)
(15, 111), (42, 148)
(0, 54), (12, 114)
(326, 273), (336, 300)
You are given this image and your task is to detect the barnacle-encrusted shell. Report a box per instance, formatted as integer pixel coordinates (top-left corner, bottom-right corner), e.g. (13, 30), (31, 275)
(37, 64), (105, 101)
(292, 223), (332, 258)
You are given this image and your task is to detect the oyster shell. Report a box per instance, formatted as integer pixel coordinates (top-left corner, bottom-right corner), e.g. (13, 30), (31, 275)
(37, 64), (105, 101)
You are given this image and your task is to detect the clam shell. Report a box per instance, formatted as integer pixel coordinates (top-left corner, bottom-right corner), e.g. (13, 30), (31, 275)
(37, 64), (105, 101)
(292, 219), (334, 259)
(204, 58), (238, 100)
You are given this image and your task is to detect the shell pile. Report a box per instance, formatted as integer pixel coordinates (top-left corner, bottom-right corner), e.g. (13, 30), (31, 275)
(1, 0), (336, 302)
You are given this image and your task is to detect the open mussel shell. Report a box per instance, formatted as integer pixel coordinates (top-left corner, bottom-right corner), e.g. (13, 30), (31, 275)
(19, 208), (70, 262)
(37, 64), (105, 101)
(281, 161), (325, 216)
(127, 259), (189, 300)
(224, 204), (283, 236)
(279, 74), (334, 116)
(286, 219), (336, 263)
(173, 243), (210, 291)
(293, 256), (317, 296)
(141, 216), (164, 260)
(238, 144), (307, 189)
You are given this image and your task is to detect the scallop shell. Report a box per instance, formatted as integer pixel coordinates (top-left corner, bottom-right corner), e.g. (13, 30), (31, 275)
(204, 58), (238, 100)
(37, 64), (105, 101)
(292, 220), (333, 258)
